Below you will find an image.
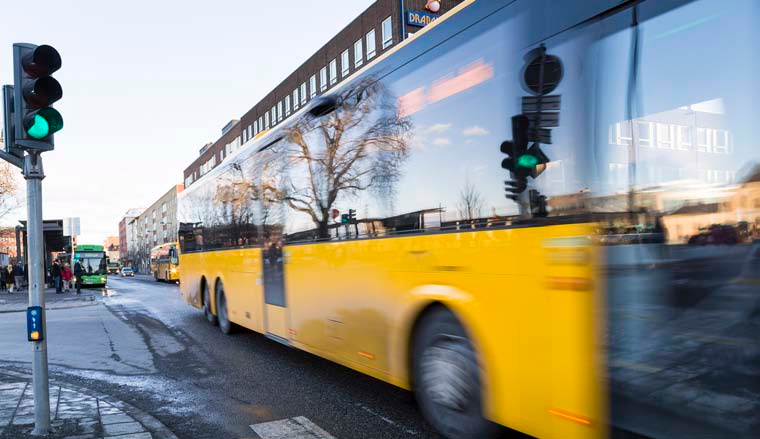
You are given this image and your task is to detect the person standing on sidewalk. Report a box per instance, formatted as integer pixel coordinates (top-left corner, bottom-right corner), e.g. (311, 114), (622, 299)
(51, 259), (63, 294)
(62, 263), (72, 292)
(13, 262), (24, 292)
(74, 259), (84, 294)
(3, 265), (13, 293)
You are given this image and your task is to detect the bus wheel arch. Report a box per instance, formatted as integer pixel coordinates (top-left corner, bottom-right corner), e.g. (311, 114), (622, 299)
(201, 276), (217, 326)
(409, 302), (502, 439)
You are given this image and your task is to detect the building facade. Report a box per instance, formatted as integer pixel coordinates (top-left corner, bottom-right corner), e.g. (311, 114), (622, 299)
(103, 236), (120, 263)
(183, 0), (463, 188)
(130, 185), (184, 273)
(118, 208), (144, 262)
(0, 227), (18, 262)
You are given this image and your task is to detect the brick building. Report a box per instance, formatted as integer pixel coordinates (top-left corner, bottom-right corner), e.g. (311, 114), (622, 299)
(0, 227), (18, 262)
(183, 0), (463, 188)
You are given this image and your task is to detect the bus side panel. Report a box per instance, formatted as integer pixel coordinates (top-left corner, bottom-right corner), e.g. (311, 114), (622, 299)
(284, 223), (604, 439)
(220, 248), (264, 334)
(180, 249), (264, 333)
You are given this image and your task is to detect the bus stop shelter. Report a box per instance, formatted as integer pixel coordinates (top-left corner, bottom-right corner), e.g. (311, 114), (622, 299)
(15, 219), (70, 267)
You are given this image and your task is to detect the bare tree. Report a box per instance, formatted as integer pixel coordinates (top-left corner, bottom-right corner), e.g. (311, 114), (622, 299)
(457, 180), (484, 221)
(0, 162), (19, 221)
(276, 78), (412, 239)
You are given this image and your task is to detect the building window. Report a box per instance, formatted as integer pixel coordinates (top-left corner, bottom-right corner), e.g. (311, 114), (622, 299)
(277, 101), (283, 122)
(341, 49), (350, 77)
(293, 89), (299, 110)
(366, 29), (376, 59)
(354, 39), (363, 68)
(656, 123), (674, 149)
(300, 83), (307, 104)
(253, 120), (258, 135)
(285, 96), (291, 116)
(258, 117), (263, 132)
(329, 59), (337, 85)
(271, 106), (277, 125)
(247, 125), (252, 139)
(310, 75), (317, 98)
(382, 17), (393, 48)
(320, 67), (328, 92)
(264, 112), (270, 129)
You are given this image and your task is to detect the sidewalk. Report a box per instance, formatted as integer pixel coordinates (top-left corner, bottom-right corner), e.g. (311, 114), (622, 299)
(0, 370), (177, 439)
(0, 287), (99, 314)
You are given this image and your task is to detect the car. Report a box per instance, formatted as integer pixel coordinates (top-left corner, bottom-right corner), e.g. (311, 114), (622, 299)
(120, 267), (134, 277)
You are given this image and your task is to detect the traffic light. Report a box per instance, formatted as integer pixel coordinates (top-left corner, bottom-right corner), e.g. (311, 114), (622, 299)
(12, 43), (63, 151)
(501, 115), (550, 200)
(340, 209), (356, 224)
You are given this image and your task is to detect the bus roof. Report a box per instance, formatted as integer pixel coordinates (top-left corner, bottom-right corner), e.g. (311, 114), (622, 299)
(75, 244), (104, 252)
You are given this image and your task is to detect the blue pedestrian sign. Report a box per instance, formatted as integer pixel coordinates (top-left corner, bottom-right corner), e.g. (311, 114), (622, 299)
(27, 306), (44, 341)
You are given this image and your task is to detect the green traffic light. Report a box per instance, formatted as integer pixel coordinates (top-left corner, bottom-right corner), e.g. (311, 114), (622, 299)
(517, 154), (539, 169)
(27, 114), (50, 139)
(24, 107), (63, 140)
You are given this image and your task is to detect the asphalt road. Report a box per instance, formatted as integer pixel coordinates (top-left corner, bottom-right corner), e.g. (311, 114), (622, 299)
(13, 275), (447, 439)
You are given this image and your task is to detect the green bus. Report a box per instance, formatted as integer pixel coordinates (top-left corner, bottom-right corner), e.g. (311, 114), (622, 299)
(73, 244), (108, 287)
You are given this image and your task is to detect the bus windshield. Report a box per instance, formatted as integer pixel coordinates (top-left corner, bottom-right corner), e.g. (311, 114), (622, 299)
(76, 252), (107, 275)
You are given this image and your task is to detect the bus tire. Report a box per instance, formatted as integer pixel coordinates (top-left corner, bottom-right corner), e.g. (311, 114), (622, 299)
(202, 281), (218, 326)
(216, 281), (235, 335)
(412, 306), (502, 439)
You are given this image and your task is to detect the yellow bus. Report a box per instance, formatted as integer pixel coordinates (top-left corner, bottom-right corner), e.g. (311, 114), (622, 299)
(150, 242), (180, 282)
(178, 1), (760, 438)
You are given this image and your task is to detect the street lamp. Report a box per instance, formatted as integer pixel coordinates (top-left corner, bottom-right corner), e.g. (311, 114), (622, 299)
(425, 0), (441, 13)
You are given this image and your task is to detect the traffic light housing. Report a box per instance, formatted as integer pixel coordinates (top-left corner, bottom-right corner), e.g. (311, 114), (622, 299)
(341, 209), (357, 224)
(501, 115), (550, 200)
(12, 43), (63, 151)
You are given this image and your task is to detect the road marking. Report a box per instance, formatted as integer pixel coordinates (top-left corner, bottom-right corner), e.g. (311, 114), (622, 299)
(250, 416), (335, 439)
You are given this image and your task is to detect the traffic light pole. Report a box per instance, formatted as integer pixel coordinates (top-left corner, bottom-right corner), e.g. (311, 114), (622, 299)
(24, 152), (50, 436)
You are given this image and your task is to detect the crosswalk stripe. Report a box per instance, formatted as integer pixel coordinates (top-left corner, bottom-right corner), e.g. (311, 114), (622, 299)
(250, 416), (335, 439)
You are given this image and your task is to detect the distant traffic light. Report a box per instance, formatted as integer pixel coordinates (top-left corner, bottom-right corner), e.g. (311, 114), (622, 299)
(12, 43), (63, 151)
(340, 209), (357, 224)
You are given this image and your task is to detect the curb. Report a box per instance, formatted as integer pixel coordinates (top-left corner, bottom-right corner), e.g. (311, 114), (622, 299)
(0, 301), (100, 314)
(0, 294), (100, 314)
(0, 369), (178, 439)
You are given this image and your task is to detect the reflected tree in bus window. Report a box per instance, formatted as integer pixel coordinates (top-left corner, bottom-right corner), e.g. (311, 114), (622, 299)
(279, 78), (412, 240)
(456, 180), (484, 222)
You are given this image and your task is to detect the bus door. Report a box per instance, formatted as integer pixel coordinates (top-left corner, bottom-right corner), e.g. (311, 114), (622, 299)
(261, 186), (289, 342)
(262, 235), (288, 341)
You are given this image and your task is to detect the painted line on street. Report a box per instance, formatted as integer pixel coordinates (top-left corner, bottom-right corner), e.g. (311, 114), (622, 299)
(250, 416), (335, 439)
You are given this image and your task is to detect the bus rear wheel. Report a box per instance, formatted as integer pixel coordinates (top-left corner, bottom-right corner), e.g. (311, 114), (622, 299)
(202, 282), (217, 326)
(412, 307), (502, 439)
(216, 281), (235, 335)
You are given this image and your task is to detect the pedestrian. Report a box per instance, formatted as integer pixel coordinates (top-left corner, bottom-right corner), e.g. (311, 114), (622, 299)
(74, 259), (84, 294)
(3, 265), (13, 293)
(13, 263), (24, 292)
(51, 260), (62, 294)
(62, 263), (72, 292)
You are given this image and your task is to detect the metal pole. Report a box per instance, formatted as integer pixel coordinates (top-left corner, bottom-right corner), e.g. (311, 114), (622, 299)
(24, 152), (50, 436)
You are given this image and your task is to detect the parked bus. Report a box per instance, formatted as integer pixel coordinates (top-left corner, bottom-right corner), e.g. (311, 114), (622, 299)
(150, 242), (180, 282)
(178, 1), (759, 438)
(72, 244), (107, 287)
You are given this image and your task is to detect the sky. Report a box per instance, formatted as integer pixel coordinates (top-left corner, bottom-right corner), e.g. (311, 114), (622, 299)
(0, 0), (374, 244)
